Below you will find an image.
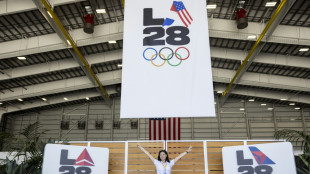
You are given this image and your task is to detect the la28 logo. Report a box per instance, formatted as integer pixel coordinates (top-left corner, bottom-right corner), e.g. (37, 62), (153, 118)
(236, 148), (275, 174)
(59, 149), (93, 174)
(143, 8), (190, 46)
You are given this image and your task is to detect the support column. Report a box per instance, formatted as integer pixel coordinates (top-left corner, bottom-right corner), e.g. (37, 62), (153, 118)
(145, 118), (147, 140)
(191, 117), (194, 139)
(59, 107), (64, 140)
(137, 118), (140, 140)
(111, 98), (115, 141)
(0, 113), (5, 132)
(85, 103), (89, 141)
(10, 116), (14, 135)
(244, 101), (251, 139)
(0, 114), (5, 150)
(301, 109), (307, 134)
(36, 113), (39, 122)
(216, 96), (222, 139)
(19, 115), (23, 137)
(272, 104), (278, 132)
(35, 112), (39, 135)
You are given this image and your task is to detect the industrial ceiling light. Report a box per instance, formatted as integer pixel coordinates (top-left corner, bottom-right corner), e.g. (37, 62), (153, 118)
(267, 108), (273, 110)
(117, 64), (122, 67)
(108, 40), (117, 44)
(206, 4), (217, 9)
(280, 98), (287, 101)
(248, 99), (255, 102)
(289, 103), (295, 106)
(66, 40), (71, 46)
(42, 98), (47, 101)
(64, 97), (68, 100)
(240, 108), (245, 111)
(86, 97), (90, 100)
(247, 35), (256, 40)
(18, 98), (23, 101)
(0, 102), (2, 105)
(96, 9), (106, 13)
(294, 107), (300, 110)
(265, 1), (277, 7)
(217, 91), (223, 94)
(17, 56), (26, 60)
(85, 6), (92, 13)
(299, 48), (309, 52)
(261, 103), (266, 106)
(47, 11), (53, 18)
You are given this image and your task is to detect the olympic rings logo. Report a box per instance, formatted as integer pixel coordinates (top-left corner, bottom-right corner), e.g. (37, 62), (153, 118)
(143, 47), (190, 67)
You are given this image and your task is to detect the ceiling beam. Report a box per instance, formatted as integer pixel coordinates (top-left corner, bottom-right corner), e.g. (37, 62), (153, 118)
(2, 47), (310, 81)
(0, 0), (87, 15)
(0, 70), (121, 102)
(212, 68), (310, 92)
(1, 77), (309, 115)
(1, 88), (117, 114)
(211, 47), (310, 69)
(208, 15), (310, 46)
(1, 67), (310, 103)
(0, 50), (122, 81)
(214, 83), (310, 105)
(0, 21), (123, 60)
(33, 0), (110, 101)
(221, 0), (296, 104)
(2, 16), (310, 59)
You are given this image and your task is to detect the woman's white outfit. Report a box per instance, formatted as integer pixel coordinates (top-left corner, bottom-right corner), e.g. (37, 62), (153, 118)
(154, 159), (175, 174)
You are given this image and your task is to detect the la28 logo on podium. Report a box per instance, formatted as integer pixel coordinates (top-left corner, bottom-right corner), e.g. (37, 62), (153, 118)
(236, 146), (275, 174)
(59, 148), (94, 174)
(142, 1), (193, 67)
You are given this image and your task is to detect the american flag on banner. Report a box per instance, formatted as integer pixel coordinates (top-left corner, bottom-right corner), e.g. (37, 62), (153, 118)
(149, 118), (181, 140)
(170, 1), (193, 27)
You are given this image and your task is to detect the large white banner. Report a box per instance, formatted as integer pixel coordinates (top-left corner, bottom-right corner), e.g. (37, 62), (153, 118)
(42, 144), (109, 174)
(222, 142), (297, 174)
(121, 0), (215, 118)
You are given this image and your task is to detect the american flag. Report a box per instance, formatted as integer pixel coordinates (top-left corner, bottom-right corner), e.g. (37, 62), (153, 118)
(170, 1), (193, 28)
(149, 118), (181, 140)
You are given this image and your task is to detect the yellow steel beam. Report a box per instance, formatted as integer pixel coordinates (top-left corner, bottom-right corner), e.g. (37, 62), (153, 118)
(41, 0), (110, 100)
(222, 0), (288, 97)
(122, 0), (125, 8)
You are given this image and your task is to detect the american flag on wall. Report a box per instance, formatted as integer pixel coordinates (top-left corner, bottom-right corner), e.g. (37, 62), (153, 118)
(149, 118), (181, 140)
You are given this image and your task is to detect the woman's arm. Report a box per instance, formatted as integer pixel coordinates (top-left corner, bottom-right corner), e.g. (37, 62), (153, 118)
(173, 146), (192, 164)
(137, 143), (155, 163)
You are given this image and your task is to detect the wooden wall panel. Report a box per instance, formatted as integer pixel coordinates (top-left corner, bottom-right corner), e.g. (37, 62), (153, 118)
(206, 141), (244, 174)
(168, 142), (205, 174)
(69, 143), (88, 146)
(246, 141), (279, 145)
(90, 142), (125, 173)
(48, 140), (285, 174)
(127, 142), (164, 173)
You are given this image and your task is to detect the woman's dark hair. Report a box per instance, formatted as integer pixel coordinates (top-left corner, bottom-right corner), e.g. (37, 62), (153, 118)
(157, 150), (170, 162)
